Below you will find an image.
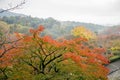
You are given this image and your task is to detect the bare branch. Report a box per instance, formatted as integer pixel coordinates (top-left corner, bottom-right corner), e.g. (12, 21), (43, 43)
(0, 0), (25, 13)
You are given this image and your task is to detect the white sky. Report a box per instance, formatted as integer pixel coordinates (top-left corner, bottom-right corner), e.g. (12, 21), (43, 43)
(0, 0), (120, 25)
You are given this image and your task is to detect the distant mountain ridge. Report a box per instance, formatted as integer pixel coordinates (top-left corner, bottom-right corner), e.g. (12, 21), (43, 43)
(0, 9), (108, 38)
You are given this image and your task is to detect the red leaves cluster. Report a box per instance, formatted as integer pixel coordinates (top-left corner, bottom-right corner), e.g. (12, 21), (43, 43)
(29, 25), (44, 34)
(38, 25), (44, 31)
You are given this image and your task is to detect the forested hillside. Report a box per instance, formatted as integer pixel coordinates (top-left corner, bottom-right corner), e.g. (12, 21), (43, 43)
(0, 10), (107, 38)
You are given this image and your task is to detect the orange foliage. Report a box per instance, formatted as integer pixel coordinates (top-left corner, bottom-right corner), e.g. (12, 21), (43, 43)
(15, 25), (109, 79)
(0, 42), (20, 68)
(0, 33), (22, 68)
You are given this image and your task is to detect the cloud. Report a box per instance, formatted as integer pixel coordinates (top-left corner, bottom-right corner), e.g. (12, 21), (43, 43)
(114, 0), (120, 11)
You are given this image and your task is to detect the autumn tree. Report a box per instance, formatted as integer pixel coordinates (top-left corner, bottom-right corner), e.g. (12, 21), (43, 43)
(0, 30), (21, 79)
(14, 26), (67, 75)
(13, 25), (109, 80)
(71, 26), (96, 40)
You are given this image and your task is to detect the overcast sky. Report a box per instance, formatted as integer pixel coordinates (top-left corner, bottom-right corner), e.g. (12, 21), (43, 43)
(0, 0), (120, 25)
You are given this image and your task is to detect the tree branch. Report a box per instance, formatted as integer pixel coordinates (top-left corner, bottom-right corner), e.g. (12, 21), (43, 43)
(45, 54), (62, 67)
(0, 0), (25, 13)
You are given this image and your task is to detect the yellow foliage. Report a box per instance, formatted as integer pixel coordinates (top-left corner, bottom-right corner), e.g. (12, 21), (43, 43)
(111, 47), (120, 51)
(71, 26), (96, 40)
(110, 40), (120, 51)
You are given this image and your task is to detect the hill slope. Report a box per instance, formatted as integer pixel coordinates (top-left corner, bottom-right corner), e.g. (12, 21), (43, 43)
(0, 10), (107, 38)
